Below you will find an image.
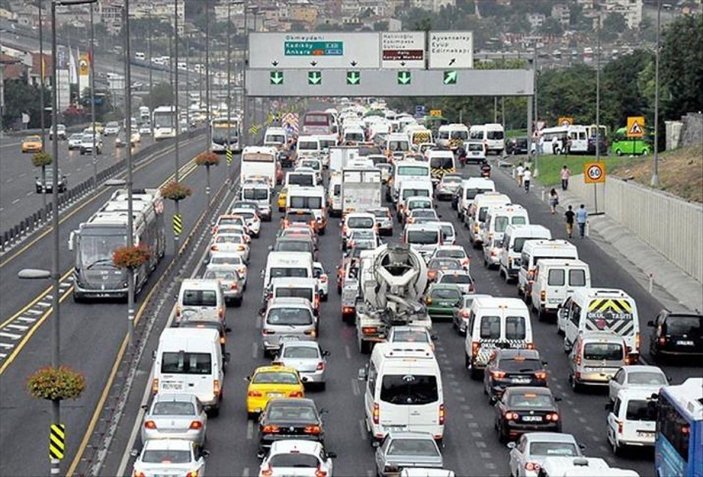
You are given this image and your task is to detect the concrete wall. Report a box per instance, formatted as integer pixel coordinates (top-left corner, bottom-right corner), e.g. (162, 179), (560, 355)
(570, 175), (703, 283)
(681, 112), (703, 148)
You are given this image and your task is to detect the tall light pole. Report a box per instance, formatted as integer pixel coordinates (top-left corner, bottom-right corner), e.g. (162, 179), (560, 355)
(651, 0), (662, 187)
(89, 3), (98, 192)
(173, 0), (181, 253)
(595, 5), (602, 213)
(123, 0), (135, 344)
(148, 9), (153, 137)
(205, 0), (211, 207)
(37, 0), (47, 212)
(532, 45), (539, 177)
(227, 0), (233, 182)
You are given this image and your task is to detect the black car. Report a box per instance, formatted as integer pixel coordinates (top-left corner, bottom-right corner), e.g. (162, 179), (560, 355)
(648, 309), (703, 361)
(505, 137), (529, 155)
(278, 150), (294, 168)
(494, 386), (561, 442)
(484, 349), (548, 401)
(257, 398), (324, 455)
(35, 169), (67, 193)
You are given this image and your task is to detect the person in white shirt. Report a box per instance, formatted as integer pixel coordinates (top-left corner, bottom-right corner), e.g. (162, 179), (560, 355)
(516, 163), (525, 187)
(523, 167), (532, 192)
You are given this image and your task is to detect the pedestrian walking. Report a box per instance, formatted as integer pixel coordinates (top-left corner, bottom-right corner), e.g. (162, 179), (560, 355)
(549, 188), (559, 214)
(516, 162), (525, 187)
(576, 204), (588, 238)
(560, 165), (571, 191)
(523, 167), (532, 192)
(565, 205), (575, 238)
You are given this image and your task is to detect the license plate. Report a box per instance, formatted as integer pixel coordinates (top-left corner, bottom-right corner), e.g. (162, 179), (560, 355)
(677, 340), (694, 346)
(162, 382), (183, 391)
(386, 426), (406, 432)
(512, 378), (530, 384)
(637, 431), (654, 437)
(268, 392), (284, 398)
(522, 416), (542, 422)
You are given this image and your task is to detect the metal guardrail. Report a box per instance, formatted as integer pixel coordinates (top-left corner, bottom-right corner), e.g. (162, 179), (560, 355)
(0, 129), (205, 254)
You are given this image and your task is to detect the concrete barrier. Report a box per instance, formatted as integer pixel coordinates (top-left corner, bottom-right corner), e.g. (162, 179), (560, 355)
(570, 175), (703, 283)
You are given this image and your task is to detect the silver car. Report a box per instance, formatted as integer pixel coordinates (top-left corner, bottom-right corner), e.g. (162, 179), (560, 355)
(436, 270), (475, 295)
(140, 393), (207, 446)
(208, 251), (248, 288)
(275, 341), (329, 390)
(133, 438), (207, 477)
(262, 298), (317, 357)
(435, 174), (463, 200)
(203, 264), (244, 307)
(374, 432), (444, 477)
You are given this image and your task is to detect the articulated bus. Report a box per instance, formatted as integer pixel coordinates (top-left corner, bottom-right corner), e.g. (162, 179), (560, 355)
(655, 378), (702, 477)
(152, 106), (177, 140)
(210, 117), (242, 153)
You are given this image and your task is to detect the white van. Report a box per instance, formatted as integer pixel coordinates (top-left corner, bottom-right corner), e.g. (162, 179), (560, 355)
(427, 150), (457, 186)
(463, 297), (533, 379)
(457, 178), (496, 221)
(481, 204), (529, 268)
(359, 343), (444, 441)
(517, 240), (578, 299)
(469, 123), (505, 154)
(392, 161), (431, 202)
(404, 224), (443, 258)
(530, 259), (591, 321)
(386, 133), (411, 160)
(343, 126), (365, 144)
(240, 182), (272, 221)
(397, 179), (433, 219)
(437, 124), (469, 149)
(296, 135), (322, 160)
(464, 140), (486, 164)
(327, 173), (343, 217)
(560, 288), (640, 359)
(606, 388), (657, 455)
(537, 457), (640, 477)
(152, 328), (225, 414)
(498, 225), (552, 283)
(467, 192), (511, 246)
(263, 251), (314, 290)
(263, 127), (287, 148)
(175, 279), (225, 324)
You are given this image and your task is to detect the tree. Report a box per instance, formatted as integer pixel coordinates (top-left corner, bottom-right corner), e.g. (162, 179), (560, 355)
(601, 12), (628, 42)
(601, 49), (654, 128)
(143, 82), (174, 109)
(1, 79), (50, 130)
(542, 17), (564, 36)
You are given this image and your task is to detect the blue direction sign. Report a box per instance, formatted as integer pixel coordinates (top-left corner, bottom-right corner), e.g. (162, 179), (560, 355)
(415, 105), (426, 117)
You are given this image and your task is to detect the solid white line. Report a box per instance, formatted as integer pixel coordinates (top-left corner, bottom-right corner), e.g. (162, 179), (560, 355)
(37, 301), (51, 307)
(0, 353), (6, 359)
(26, 191), (33, 197)
(345, 344), (352, 360)
(242, 468), (250, 477)
(359, 419), (367, 441)
(252, 342), (258, 358)
(0, 332), (21, 340)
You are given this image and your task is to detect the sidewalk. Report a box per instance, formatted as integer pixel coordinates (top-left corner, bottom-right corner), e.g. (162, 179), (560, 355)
(497, 158), (703, 314)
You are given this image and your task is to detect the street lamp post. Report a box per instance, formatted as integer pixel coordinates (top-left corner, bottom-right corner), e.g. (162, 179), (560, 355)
(37, 0), (47, 212)
(173, 0), (181, 254)
(227, 0), (233, 183)
(205, 0), (211, 207)
(595, 7), (602, 213)
(123, 0), (135, 344)
(532, 45), (539, 178)
(89, 3), (98, 192)
(651, 0), (662, 187)
(148, 9), (153, 137)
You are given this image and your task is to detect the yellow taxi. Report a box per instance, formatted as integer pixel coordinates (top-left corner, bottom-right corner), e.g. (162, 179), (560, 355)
(246, 364), (304, 418)
(277, 187), (288, 212)
(21, 135), (43, 153)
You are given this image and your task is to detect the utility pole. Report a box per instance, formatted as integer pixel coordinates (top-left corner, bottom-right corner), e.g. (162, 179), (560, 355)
(38, 0), (47, 212)
(227, 0), (233, 182)
(124, 0), (135, 345)
(533, 45), (539, 177)
(651, 0), (662, 187)
(89, 3), (98, 192)
(148, 9), (153, 137)
(173, 0), (180, 252)
(205, 0), (212, 207)
(595, 6), (601, 213)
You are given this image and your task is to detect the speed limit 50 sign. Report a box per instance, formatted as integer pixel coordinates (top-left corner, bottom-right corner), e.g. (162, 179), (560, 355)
(584, 162), (606, 184)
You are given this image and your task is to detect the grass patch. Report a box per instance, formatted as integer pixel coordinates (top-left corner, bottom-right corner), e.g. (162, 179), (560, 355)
(532, 154), (638, 186)
(505, 129), (527, 138)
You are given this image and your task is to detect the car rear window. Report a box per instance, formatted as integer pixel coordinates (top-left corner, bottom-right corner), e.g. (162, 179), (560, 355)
(431, 287), (461, 301)
(267, 308), (313, 325)
(498, 357), (541, 372)
(152, 401), (195, 416)
(348, 217), (374, 229)
(569, 269), (587, 286)
(161, 352), (212, 374)
(505, 316), (526, 340)
(380, 374), (438, 405)
(548, 269), (565, 286)
(142, 450), (191, 464)
(529, 442), (578, 457)
(508, 392), (553, 408)
(269, 454), (318, 468)
(440, 274), (472, 284)
(182, 290), (217, 307)
(583, 342), (623, 360)
(407, 230), (439, 244)
(665, 316), (703, 338)
(625, 399), (657, 421)
(275, 287), (314, 302)
(480, 316), (501, 339)
(252, 371), (299, 384)
(282, 346), (319, 359)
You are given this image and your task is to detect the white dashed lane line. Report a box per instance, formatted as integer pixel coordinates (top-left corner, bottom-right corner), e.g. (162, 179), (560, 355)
(0, 331), (21, 340)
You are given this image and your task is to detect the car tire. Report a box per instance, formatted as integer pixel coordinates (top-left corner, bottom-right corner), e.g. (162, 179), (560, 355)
(611, 437), (622, 456)
(359, 337), (371, 354)
(569, 374), (582, 393)
(318, 382), (326, 391)
(321, 294), (328, 302)
(234, 297), (243, 307)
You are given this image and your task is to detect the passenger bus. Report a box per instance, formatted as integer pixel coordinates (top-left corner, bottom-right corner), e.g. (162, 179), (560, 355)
(302, 111), (337, 136)
(655, 377), (702, 477)
(210, 117), (242, 153)
(240, 146), (278, 186)
(611, 127), (651, 156)
(152, 106), (177, 140)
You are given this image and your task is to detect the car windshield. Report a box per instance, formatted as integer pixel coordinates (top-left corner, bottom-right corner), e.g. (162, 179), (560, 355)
(529, 442), (578, 457)
(152, 401), (195, 416)
(283, 346), (319, 359)
(287, 213), (314, 223)
(430, 156), (453, 168)
(243, 188), (269, 200)
(402, 189), (430, 199)
(351, 230), (375, 240)
(215, 234), (242, 244)
(628, 371), (667, 385)
(267, 308), (313, 325)
(142, 450), (191, 464)
(182, 290), (217, 307)
(498, 358), (542, 372)
(508, 392), (553, 408)
(392, 330), (429, 343)
(161, 352), (212, 375)
(440, 274), (472, 284)
(276, 242), (311, 253)
(380, 374), (438, 405)
(398, 166), (428, 176)
(269, 454), (318, 468)
(267, 404), (317, 422)
(665, 316), (703, 337)
(431, 288), (461, 301)
(583, 343), (623, 360)
(387, 438), (440, 457)
(348, 217), (374, 229)
(626, 399), (657, 421)
(252, 371), (299, 384)
(411, 210), (436, 219)
(466, 187), (493, 200)
(298, 141), (319, 151)
(203, 270), (237, 281)
(270, 268), (308, 278)
(275, 287), (313, 302)
(442, 176), (462, 184)
(407, 230), (439, 244)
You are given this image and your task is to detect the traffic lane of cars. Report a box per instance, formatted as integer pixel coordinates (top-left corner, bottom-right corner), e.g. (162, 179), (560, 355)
(0, 139), (220, 477)
(0, 134), (156, 229)
(488, 163), (703, 384)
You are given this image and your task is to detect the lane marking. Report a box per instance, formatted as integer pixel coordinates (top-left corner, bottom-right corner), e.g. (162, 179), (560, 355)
(252, 342), (258, 358)
(11, 198), (20, 205)
(0, 331), (21, 340)
(471, 431), (482, 438)
(0, 343), (14, 348)
(37, 301), (51, 307)
(475, 441), (487, 448)
(359, 419), (367, 441)
(351, 378), (360, 396)
(345, 345), (351, 360)
(242, 468), (250, 477)
(25, 310), (43, 315)
(246, 420), (253, 440)
(5, 324), (28, 331)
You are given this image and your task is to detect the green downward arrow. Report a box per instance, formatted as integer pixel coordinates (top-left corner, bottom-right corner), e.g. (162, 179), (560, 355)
(397, 70), (411, 85)
(444, 70), (457, 85)
(347, 71), (360, 85)
(270, 70), (284, 85)
(308, 71), (322, 85)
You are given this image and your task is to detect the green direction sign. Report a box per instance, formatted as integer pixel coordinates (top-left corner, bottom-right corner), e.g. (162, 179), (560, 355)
(397, 71), (411, 85)
(444, 70), (457, 85)
(285, 41), (343, 56)
(270, 70), (284, 85)
(308, 70), (322, 85)
(346, 71), (360, 85)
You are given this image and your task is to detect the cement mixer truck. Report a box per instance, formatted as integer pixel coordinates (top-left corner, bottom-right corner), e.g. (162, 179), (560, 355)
(354, 244), (432, 353)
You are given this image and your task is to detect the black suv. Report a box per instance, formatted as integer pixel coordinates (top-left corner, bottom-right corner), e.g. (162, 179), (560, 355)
(648, 309), (703, 361)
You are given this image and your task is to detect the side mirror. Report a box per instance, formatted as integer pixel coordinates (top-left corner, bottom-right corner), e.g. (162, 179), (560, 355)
(68, 230), (77, 251)
(604, 402), (613, 411)
(244, 376), (251, 382)
(130, 448), (140, 458)
(578, 443), (586, 450)
(268, 245), (273, 251)
(667, 376), (672, 382)
(431, 334), (438, 341)
(225, 326), (232, 333)
(327, 451), (337, 459)
(507, 442), (516, 450)
(260, 270), (265, 278)
(140, 404), (148, 410)
(322, 350), (330, 357)
(201, 449), (210, 458)
(357, 367), (367, 381)
(224, 352), (231, 363)
(371, 441), (380, 448)
(647, 320), (655, 327)
(437, 214), (442, 218)
(554, 396), (562, 402)
(489, 395), (497, 404)
(152, 350), (156, 359)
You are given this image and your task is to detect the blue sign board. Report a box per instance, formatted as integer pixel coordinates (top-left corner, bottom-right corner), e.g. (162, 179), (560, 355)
(415, 105), (426, 117)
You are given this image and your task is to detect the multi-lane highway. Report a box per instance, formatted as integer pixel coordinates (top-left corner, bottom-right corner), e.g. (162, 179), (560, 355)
(79, 161), (702, 477)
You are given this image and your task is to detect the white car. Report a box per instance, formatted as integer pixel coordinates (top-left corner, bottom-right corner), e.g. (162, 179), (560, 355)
(342, 212), (376, 250)
(140, 393), (207, 446)
(313, 262), (328, 301)
(230, 208), (261, 238)
(133, 439), (207, 477)
(387, 325), (435, 351)
(259, 440), (335, 477)
(139, 123), (152, 135)
(507, 432), (583, 477)
(131, 130), (142, 144)
(209, 232), (250, 262)
(430, 245), (470, 270)
(68, 133), (83, 150)
(103, 121), (120, 136)
(608, 365), (669, 403)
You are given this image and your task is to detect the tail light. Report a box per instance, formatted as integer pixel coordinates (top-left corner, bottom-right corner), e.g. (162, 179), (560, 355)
(461, 258), (470, 268)
(314, 467), (328, 477)
(134, 472), (146, 477)
(428, 271), (437, 280)
(471, 341), (480, 357)
(320, 275), (328, 283)
(491, 371), (506, 379)
(616, 419), (623, 434)
(220, 336), (226, 345)
(218, 308), (224, 319)
(237, 266), (246, 275)
(262, 425), (280, 433)
(189, 420), (203, 430)
(262, 329), (275, 335)
(372, 403), (380, 424)
(439, 404), (445, 425)
(575, 351), (582, 366)
(304, 425), (322, 434)
(151, 378), (159, 394)
(635, 332), (640, 351)
(362, 326), (377, 335)
(176, 306), (181, 318)
(248, 390), (262, 397)
(425, 297), (433, 305)
(213, 379), (221, 396)
(260, 465), (273, 477)
(304, 330), (317, 337)
(658, 336), (667, 346)
(525, 462), (540, 472)
(230, 283), (238, 290)
(527, 269), (535, 281)
(237, 245), (246, 251)
(505, 412), (519, 420)
(316, 361), (325, 371)
(211, 245), (219, 251)
(289, 391), (304, 397)
(546, 413), (559, 422)
(144, 420), (157, 429)
(460, 309), (470, 318)
(540, 290), (546, 302)
(342, 306), (354, 314)
(534, 371), (547, 380)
